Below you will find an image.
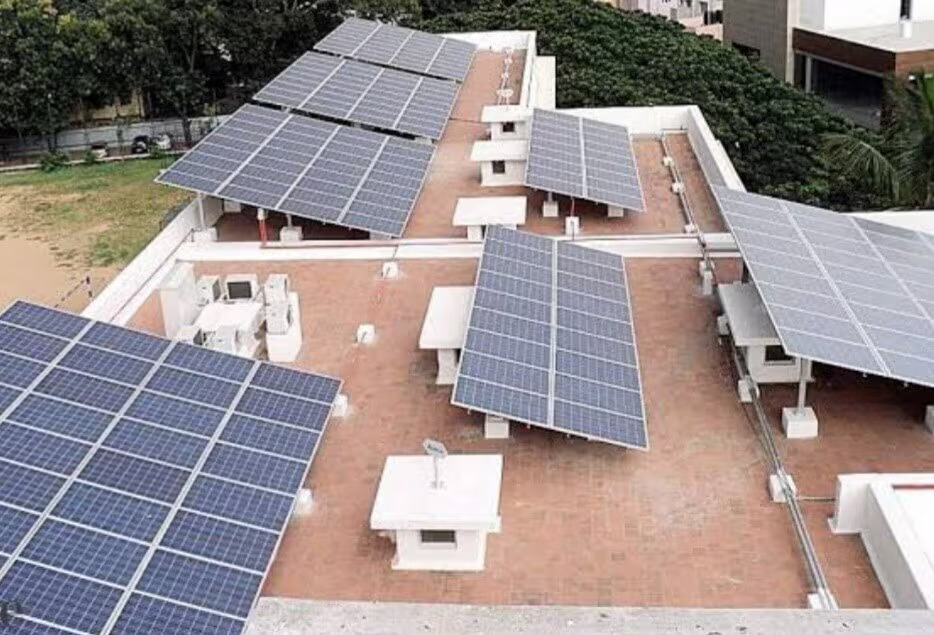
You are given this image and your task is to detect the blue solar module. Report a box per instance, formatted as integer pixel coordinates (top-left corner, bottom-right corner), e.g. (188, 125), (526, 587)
(147, 365), (240, 409)
(236, 387), (332, 429)
(0, 384), (18, 411)
(7, 395), (113, 442)
(115, 594), (244, 635)
(0, 301), (87, 339)
(0, 352), (45, 388)
(0, 462), (65, 511)
(162, 510), (278, 572)
(21, 520), (147, 585)
(0, 505), (38, 553)
(81, 321), (169, 360)
(59, 344), (153, 385)
(0, 323), (68, 362)
(125, 390), (226, 436)
(35, 368), (135, 413)
(250, 364), (341, 403)
(0, 301), (341, 633)
(79, 450), (189, 503)
(104, 419), (209, 468)
(183, 476), (294, 530)
(137, 550), (262, 617)
(453, 227), (648, 449)
(0, 423), (90, 474)
(0, 561), (123, 633)
(52, 483), (170, 542)
(203, 443), (307, 493)
(165, 343), (253, 382)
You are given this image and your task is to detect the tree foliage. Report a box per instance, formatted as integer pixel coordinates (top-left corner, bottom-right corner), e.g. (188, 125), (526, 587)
(422, 0), (888, 210)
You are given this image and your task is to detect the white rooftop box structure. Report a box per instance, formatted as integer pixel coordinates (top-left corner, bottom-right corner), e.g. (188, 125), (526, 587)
(470, 139), (527, 187)
(452, 196), (527, 240)
(831, 473), (934, 609)
(418, 286), (474, 385)
(481, 105), (531, 141)
(370, 454), (503, 572)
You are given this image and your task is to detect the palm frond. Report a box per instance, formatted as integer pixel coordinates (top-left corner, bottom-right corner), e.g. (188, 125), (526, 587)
(822, 132), (900, 201)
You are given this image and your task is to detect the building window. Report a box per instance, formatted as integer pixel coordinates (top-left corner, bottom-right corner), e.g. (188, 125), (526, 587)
(502, 121), (516, 133)
(420, 530), (456, 545)
(492, 160), (506, 174)
(765, 345), (793, 364)
(732, 42), (760, 63)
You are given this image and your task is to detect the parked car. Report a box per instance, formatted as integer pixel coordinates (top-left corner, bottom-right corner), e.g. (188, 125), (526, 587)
(89, 143), (108, 160)
(130, 133), (172, 154)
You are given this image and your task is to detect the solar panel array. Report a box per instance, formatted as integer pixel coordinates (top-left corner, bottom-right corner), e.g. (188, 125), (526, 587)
(525, 109), (646, 212)
(452, 227), (648, 449)
(714, 185), (934, 388)
(157, 104), (434, 237)
(0, 301), (341, 634)
(314, 17), (476, 82)
(254, 52), (460, 140)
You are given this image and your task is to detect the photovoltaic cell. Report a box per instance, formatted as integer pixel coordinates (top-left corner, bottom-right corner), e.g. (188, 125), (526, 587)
(525, 109), (645, 212)
(0, 301), (342, 634)
(157, 104), (434, 237)
(713, 185), (934, 388)
(254, 52), (460, 140)
(314, 17), (476, 82)
(452, 227), (648, 449)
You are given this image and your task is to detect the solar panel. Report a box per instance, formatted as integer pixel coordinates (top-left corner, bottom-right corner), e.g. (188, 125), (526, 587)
(157, 104), (434, 237)
(525, 109), (646, 212)
(314, 17), (476, 82)
(254, 52), (460, 140)
(0, 300), (342, 633)
(452, 227), (648, 449)
(713, 185), (934, 388)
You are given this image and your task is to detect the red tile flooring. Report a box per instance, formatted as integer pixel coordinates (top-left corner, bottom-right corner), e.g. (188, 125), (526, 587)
(128, 256), (923, 609)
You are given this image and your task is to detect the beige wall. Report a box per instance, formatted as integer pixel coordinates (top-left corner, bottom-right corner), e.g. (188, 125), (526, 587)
(723, 0), (797, 81)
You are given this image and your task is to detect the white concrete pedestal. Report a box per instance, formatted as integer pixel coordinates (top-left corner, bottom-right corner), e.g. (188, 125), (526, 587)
(607, 205), (626, 218)
(564, 216), (580, 236)
(737, 377), (756, 403)
(543, 200), (559, 218)
(466, 225), (484, 241)
(370, 455), (503, 572)
(436, 349), (458, 386)
(768, 473), (797, 503)
(782, 407), (819, 439)
(280, 226), (303, 242)
(925, 406), (934, 434)
(192, 228), (218, 243)
(484, 414), (510, 439)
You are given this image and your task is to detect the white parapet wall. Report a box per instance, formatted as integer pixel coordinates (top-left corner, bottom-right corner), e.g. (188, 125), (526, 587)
(82, 196), (223, 325)
(831, 473), (934, 609)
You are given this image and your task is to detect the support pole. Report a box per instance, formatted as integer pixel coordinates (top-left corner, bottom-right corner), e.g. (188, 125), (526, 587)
(286, 214), (293, 228)
(196, 193), (206, 229)
(804, 56), (814, 93)
(797, 358), (812, 413)
(257, 208), (268, 246)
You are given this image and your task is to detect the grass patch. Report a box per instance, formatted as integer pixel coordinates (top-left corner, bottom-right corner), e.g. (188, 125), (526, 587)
(0, 158), (189, 267)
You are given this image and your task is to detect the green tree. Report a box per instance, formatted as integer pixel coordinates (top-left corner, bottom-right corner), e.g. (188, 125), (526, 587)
(0, 0), (104, 150)
(824, 74), (934, 209)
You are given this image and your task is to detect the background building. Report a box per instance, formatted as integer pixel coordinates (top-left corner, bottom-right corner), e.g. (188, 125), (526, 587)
(724, 0), (934, 126)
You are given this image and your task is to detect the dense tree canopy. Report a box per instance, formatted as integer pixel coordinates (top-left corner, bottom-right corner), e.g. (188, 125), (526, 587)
(422, 0), (887, 210)
(0, 0), (897, 209)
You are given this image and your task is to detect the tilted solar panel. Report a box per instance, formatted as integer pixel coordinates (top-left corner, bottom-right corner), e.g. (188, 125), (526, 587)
(713, 184), (934, 388)
(156, 104), (434, 237)
(452, 227), (648, 449)
(253, 52), (460, 140)
(314, 17), (476, 82)
(0, 301), (342, 634)
(525, 109), (646, 212)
